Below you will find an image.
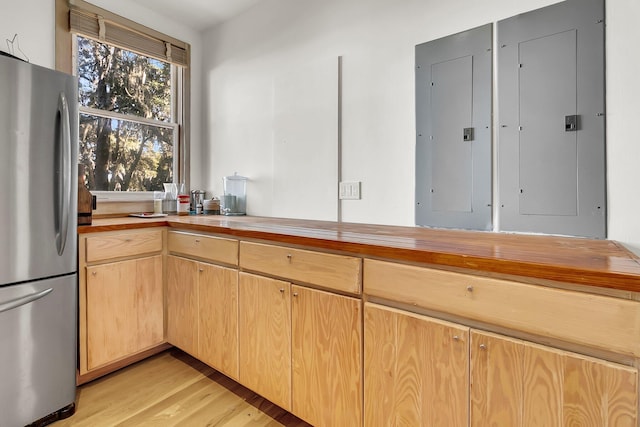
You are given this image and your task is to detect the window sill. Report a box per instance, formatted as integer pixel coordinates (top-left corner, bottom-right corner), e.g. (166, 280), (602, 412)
(93, 199), (155, 218)
(93, 191), (157, 202)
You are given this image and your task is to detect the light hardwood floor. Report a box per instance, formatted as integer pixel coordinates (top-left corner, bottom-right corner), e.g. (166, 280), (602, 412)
(54, 349), (311, 426)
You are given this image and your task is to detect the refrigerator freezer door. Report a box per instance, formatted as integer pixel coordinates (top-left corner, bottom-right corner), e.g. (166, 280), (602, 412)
(0, 55), (78, 286)
(0, 274), (77, 426)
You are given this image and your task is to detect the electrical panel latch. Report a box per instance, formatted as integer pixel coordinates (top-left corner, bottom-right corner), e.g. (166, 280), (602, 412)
(565, 115), (579, 132)
(463, 127), (474, 141)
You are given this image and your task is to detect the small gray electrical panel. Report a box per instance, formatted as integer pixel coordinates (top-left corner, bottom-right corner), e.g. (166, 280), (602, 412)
(463, 127), (474, 141)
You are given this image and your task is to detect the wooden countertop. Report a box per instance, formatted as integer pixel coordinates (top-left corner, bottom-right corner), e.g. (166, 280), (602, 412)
(79, 215), (640, 293)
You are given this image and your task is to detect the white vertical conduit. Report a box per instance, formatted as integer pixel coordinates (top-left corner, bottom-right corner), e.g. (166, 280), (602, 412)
(337, 55), (343, 223)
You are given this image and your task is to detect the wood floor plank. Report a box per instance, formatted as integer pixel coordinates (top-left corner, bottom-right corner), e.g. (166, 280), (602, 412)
(115, 378), (233, 426)
(55, 350), (310, 427)
(63, 356), (212, 425)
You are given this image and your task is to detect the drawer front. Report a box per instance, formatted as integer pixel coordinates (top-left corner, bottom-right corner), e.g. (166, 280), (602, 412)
(168, 231), (238, 266)
(240, 242), (361, 294)
(85, 229), (163, 263)
(364, 259), (640, 357)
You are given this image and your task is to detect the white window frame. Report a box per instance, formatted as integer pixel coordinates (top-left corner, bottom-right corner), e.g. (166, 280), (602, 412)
(72, 35), (182, 201)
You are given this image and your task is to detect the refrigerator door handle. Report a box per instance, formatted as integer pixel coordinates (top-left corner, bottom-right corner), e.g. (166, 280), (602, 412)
(56, 92), (71, 256)
(0, 288), (53, 314)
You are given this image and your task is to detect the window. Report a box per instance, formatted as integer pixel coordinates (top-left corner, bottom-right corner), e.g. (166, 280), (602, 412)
(76, 36), (177, 191)
(55, 0), (190, 195)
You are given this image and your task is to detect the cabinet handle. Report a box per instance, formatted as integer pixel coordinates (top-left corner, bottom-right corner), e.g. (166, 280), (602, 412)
(91, 271), (97, 276)
(279, 288), (285, 293)
(293, 292), (298, 297)
(453, 335), (460, 341)
(195, 239), (200, 243)
(479, 344), (487, 350)
(286, 254), (292, 262)
(466, 285), (474, 292)
(199, 268), (204, 272)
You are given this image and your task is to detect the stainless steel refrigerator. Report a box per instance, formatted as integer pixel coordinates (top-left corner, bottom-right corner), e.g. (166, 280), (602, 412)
(0, 52), (78, 426)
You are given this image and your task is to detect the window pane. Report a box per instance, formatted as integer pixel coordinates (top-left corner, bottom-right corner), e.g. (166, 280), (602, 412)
(79, 113), (174, 191)
(77, 36), (172, 122)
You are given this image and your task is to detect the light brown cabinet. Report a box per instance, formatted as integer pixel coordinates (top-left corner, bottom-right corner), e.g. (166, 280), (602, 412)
(80, 221), (640, 426)
(291, 285), (362, 427)
(85, 256), (163, 371)
(365, 259), (640, 358)
(364, 302), (639, 427)
(240, 241), (362, 294)
(166, 255), (239, 380)
(165, 255), (199, 357)
(199, 262), (239, 380)
(85, 229), (163, 263)
(364, 303), (469, 427)
(168, 231), (238, 265)
(166, 231), (240, 380)
(237, 272), (363, 426)
(239, 241), (363, 426)
(238, 272), (291, 410)
(364, 258), (640, 426)
(78, 228), (165, 384)
(470, 330), (638, 427)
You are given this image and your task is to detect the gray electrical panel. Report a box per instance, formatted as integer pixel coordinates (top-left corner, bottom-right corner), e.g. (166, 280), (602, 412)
(498, 0), (606, 238)
(415, 24), (492, 230)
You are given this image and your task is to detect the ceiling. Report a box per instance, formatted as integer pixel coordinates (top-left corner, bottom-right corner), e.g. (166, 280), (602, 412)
(128, 0), (264, 31)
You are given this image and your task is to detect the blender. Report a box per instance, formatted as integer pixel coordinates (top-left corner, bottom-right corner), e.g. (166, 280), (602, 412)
(190, 190), (206, 214)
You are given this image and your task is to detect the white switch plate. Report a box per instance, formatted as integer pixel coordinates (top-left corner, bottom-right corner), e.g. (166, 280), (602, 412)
(339, 181), (361, 200)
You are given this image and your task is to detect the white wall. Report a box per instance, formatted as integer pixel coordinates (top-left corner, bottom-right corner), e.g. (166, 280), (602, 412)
(0, 0), (55, 67)
(202, 0), (640, 253)
(201, 0), (562, 223)
(606, 0), (640, 254)
(0, 0), (203, 194)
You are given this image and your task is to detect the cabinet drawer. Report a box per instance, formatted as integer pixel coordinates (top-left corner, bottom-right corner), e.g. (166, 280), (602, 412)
(240, 242), (361, 294)
(168, 231), (238, 266)
(364, 259), (640, 357)
(85, 229), (163, 263)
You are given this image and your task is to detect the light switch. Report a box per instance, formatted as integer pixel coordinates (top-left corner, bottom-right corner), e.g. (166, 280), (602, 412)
(339, 181), (361, 200)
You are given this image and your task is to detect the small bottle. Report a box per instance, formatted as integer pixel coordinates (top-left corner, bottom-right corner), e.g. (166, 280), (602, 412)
(196, 202), (203, 215)
(177, 194), (190, 215)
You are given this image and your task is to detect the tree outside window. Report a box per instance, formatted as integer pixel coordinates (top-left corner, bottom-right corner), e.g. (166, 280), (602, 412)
(76, 36), (177, 192)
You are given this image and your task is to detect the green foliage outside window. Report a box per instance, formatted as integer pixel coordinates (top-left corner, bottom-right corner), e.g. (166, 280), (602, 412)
(77, 36), (175, 191)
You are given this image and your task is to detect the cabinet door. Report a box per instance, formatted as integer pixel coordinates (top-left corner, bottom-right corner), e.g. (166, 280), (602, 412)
(166, 255), (198, 356)
(238, 273), (291, 411)
(364, 303), (469, 427)
(86, 255), (163, 370)
(199, 262), (239, 380)
(292, 285), (362, 427)
(560, 351), (637, 426)
(471, 330), (638, 427)
(470, 330), (523, 426)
